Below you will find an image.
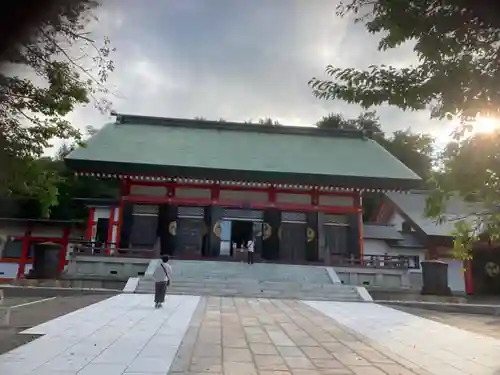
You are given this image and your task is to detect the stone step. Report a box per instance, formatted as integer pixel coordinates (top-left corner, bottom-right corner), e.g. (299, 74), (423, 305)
(134, 281), (363, 301)
(135, 260), (358, 301)
(163, 290), (364, 301)
(136, 285), (363, 300)
(137, 284), (359, 295)
(138, 279), (345, 288)
(136, 282), (356, 294)
(168, 260), (333, 284)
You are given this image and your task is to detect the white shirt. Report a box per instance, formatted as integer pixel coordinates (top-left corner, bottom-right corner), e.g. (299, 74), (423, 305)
(153, 260), (172, 282)
(247, 240), (254, 253)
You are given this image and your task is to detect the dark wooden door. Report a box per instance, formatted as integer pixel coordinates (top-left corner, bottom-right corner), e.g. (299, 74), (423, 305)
(177, 218), (204, 257)
(472, 250), (500, 295)
(280, 223), (306, 263)
(324, 225), (348, 256)
(33, 243), (61, 278)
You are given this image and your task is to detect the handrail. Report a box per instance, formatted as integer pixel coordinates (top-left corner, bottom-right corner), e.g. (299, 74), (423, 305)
(72, 244), (155, 259)
(331, 253), (419, 269)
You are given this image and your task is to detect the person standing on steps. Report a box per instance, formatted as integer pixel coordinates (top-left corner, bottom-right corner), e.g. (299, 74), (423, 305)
(246, 238), (255, 265)
(153, 255), (173, 308)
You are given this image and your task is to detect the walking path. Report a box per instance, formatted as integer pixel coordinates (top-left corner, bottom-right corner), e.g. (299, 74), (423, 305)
(0, 294), (499, 374)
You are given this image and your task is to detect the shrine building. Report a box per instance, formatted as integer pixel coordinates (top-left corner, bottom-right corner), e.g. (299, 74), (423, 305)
(64, 113), (422, 264)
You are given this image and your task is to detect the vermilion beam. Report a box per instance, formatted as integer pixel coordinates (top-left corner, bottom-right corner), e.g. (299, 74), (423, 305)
(123, 194), (360, 214)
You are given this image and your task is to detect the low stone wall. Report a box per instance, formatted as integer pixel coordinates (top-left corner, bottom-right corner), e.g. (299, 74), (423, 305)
(334, 267), (422, 290)
(65, 255), (150, 280)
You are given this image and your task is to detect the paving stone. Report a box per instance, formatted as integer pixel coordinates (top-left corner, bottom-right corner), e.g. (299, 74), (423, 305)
(376, 363), (426, 375)
(223, 361), (257, 375)
(333, 352), (371, 367)
(3, 294), (487, 375)
(254, 354), (288, 371)
(277, 345), (304, 357)
(249, 343), (278, 355)
(283, 356), (315, 369)
(310, 358), (345, 369)
(223, 348), (252, 362)
(301, 346), (332, 359)
(348, 366), (387, 375)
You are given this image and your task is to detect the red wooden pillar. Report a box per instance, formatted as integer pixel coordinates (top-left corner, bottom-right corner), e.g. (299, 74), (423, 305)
(354, 192), (364, 259)
(115, 179), (130, 248)
(17, 226), (32, 279)
(57, 226), (71, 273)
(106, 207), (116, 254)
(463, 259), (473, 295)
(85, 207), (96, 241)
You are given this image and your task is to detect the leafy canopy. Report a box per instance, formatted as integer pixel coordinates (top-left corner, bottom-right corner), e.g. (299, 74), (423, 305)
(0, 0), (114, 216)
(310, 0), (500, 258)
(310, 0), (500, 123)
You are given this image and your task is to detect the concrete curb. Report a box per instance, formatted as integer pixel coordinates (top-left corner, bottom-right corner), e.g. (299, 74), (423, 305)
(0, 284), (122, 294)
(356, 286), (374, 302)
(379, 300), (500, 316)
(123, 277), (140, 293)
(325, 267), (342, 284)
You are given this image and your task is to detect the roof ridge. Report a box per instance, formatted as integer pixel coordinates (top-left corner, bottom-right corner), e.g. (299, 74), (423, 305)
(112, 112), (369, 139)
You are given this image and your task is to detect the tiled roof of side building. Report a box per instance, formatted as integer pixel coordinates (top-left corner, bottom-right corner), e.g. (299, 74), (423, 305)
(385, 190), (485, 237)
(388, 232), (425, 249)
(363, 224), (404, 241)
(65, 114), (422, 190)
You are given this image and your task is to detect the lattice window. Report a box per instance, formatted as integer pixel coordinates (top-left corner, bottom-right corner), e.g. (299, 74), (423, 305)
(222, 209), (263, 220)
(281, 211), (306, 223)
(132, 204), (159, 216)
(323, 214), (348, 225)
(178, 206), (205, 218)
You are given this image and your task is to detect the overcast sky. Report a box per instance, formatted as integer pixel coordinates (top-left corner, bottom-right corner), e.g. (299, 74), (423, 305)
(63, 0), (454, 152)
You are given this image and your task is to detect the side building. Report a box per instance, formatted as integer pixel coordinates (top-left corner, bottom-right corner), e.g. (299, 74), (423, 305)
(371, 190), (500, 295)
(64, 113), (422, 265)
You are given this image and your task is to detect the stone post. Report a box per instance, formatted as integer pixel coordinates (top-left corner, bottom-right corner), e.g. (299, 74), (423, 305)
(421, 260), (452, 295)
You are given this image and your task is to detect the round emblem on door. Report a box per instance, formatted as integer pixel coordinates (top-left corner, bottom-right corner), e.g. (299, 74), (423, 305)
(485, 262), (500, 277)
(168, 221), (177, 236)
(307, 227), (315, 243)
(262, 223), (272, 240)
(213, 220), (222, 238)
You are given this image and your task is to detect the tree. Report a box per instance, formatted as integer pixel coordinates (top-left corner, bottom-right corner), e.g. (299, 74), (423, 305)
(316, 111), (434, 218)
(310, 0), (500, 124)
(310, 0), (500, 258)
(0, 0), (114, 216)
(316, 113), (357, 130)
(316, 111), (383, 134)
(426, 131), (500, 260)
(382, 130), (435, 180)
(257, 118), (281, 126)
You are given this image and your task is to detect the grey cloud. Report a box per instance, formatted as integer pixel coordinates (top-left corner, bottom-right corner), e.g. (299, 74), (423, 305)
(59, 0), (446, 157)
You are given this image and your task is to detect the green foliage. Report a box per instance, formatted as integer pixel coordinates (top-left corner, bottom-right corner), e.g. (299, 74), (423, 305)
(316, 111), (383, 134)
(0, 0), (115, 216)
(310, 0), (500, 259)
(310, 0), (500, 123)
(426, 130), (500, 257)
(317, 111), (435, 179)
(381, 130), (434, 180)
(316, 111), (435, 218)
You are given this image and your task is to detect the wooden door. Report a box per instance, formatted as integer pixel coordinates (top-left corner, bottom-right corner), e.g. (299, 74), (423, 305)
(177, 218), (204, 257)
(280, 222), (306, 263)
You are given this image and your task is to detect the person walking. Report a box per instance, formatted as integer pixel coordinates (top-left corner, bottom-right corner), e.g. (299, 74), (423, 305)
(153, 255), (172, 308)
(246, 238), (255, 265)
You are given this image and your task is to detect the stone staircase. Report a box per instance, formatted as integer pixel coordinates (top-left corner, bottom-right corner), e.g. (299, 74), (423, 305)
(132, 260), (370, 302)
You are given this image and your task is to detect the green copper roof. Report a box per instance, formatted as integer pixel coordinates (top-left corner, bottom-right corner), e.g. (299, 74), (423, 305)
(65, 115), (422, 190)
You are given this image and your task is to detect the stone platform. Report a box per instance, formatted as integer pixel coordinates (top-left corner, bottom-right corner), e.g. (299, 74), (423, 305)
(135, 260), (367, 301)
(0, 294), (499, 374)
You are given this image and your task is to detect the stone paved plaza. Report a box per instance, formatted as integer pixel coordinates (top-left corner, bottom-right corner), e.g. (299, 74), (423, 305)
(0, 294), (499, 375)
